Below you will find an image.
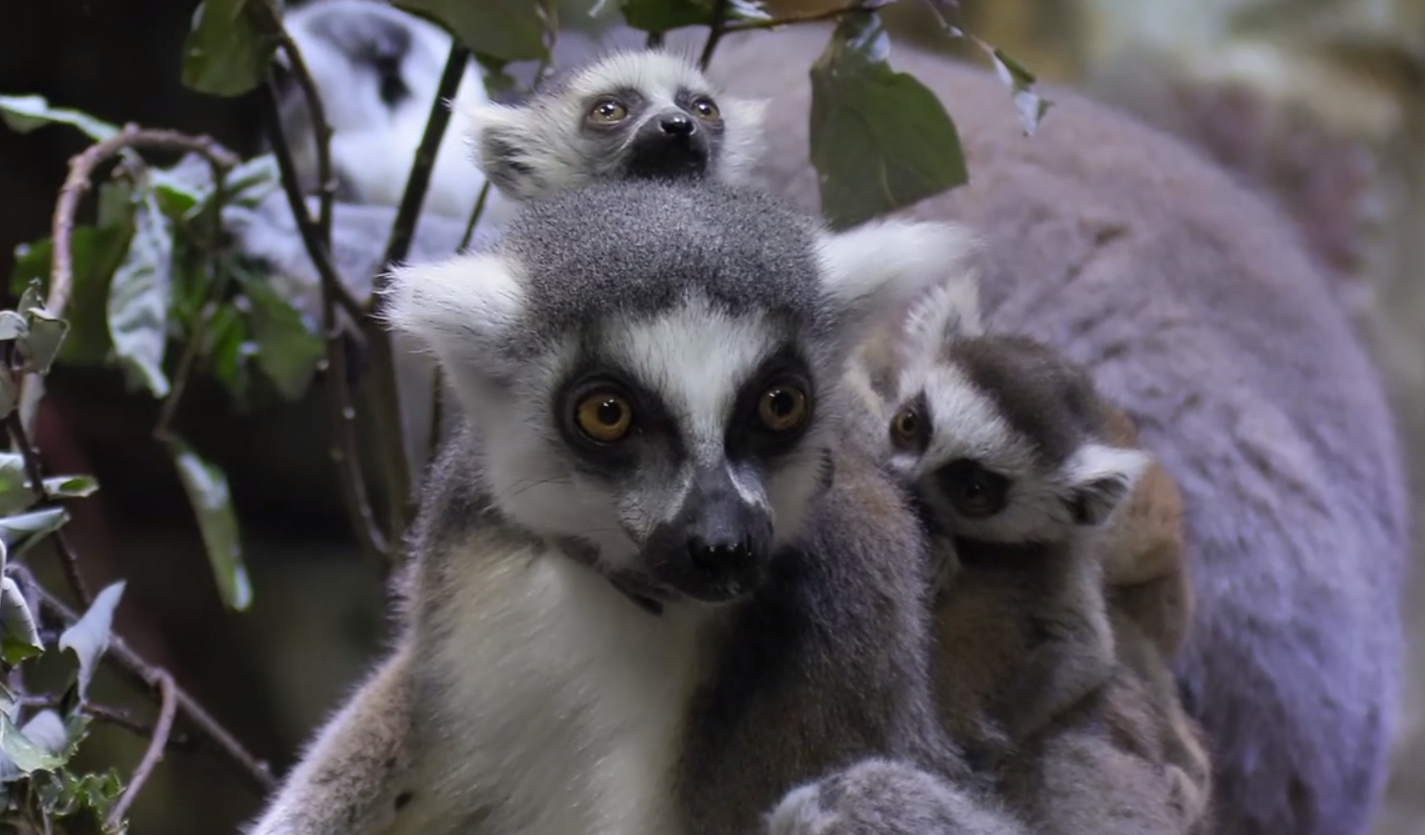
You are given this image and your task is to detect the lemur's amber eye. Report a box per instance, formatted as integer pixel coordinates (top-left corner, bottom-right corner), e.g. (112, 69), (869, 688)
(890, 407), (921, 445)
(575, 392), (633, 442)
(690, 96), (721, 121)
(588, 97), (629, 123)
(758, 385), (808, 433)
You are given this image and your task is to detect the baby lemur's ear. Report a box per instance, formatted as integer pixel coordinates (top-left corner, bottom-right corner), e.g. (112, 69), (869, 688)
(900, 273), (985, 362)
(1060, 443), (1154, 527)
(378, 251), (526, 376)
(814, 219), (981, 355)
(465, 101), (544, 200)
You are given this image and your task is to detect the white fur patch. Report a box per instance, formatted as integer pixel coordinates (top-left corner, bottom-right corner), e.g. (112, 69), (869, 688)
(419, 530), (705, 835)
(1064, 443), (1153, 491)
(765, 780), (838, 835)
(815, 219), (981, 348)
(378, 251), (526, 371)
(281, 0), (504, 222)
(902, 275), (984, 360)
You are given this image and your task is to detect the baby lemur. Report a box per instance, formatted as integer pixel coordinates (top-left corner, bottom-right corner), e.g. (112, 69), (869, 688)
(849, 278), (1213, 832)
(467, 49), (767, 200)
(245, 179), (1011, 835)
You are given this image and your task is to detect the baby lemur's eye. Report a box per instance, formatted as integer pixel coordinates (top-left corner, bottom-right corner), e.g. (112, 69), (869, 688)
(938, 459), (1011, 520)
(574, 391), (633, 443)
(758, 384), (809, 433)
(690, 96), (721, 121)
(588, 97), (629, 124)
(889, 407), (923, 449)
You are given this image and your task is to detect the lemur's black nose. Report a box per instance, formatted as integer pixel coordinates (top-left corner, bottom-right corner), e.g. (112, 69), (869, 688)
(686, 535), (752, 576)
(660, 113), (695, 137)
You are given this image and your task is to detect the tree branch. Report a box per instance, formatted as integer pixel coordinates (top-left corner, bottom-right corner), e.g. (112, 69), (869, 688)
(46, 126), (239, 321)
(4, 412), (90, 607)
(34, 586), (274, 796)
(259, 79), (391, 566)
(722, 0), (892, 33)
(364, 42), (472, 540)
(699, 0), (730, 70)
(104, 670), (177, 830)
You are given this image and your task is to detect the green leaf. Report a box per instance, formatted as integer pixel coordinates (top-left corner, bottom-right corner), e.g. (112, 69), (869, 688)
(0, 712), (65, 782)
(0, 312), (26, 342)
(235, 273), (323, 400)
(0, 507), (69, 561)
(182, 0), (279, 97)
(58, 581), (126, 703)
(204, 303), (254, 407)
(18, 307), (70, 377)
(107, 194), (174, 397)
(34, 767), (122, 819)
(165, 437), (251, 611)
(808, 13), (968, 229)
(224, 153), (280, 209)
(0, 578), (43, 665)
(394, 0), (548, 63)
(11, 227), (134, 368)
(616, 0), (715, 31)
(0, 468), (99, 517)
(0, 95), (119, 142)
(986, 48), (1050, 136)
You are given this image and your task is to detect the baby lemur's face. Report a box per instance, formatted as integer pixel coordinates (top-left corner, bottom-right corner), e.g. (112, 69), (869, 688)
(383, 180), (969, 605)
(868, 285), (1151, 546)
(470, 51), (769, 202)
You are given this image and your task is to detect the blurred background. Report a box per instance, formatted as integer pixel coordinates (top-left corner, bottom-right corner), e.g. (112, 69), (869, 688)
(2, 0), (1423, 832)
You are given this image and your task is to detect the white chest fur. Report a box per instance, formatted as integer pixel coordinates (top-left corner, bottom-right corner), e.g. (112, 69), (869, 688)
(408, 537), (706, 835)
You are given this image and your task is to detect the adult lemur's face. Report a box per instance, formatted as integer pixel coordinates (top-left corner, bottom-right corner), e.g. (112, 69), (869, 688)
(382, 179), (972, 605)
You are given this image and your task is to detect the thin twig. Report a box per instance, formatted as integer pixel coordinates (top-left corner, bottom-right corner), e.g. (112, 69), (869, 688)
(365, 42), (473, 540)
(723, 0), (890, 32)
(104, 670), (177, 830)
(35, 586), (274, 796)
(252, 0), (335, 249)
(260, 79), (391, 566)
(47, 125), (239, 321)
(5, 412), (90, 607)
(154, 170), (230, 442)
(699, 0), (730, 70)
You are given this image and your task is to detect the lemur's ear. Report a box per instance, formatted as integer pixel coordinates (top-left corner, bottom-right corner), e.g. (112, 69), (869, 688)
(900, 275), (985, 362)
(465, 102), (544, 200)
(378, 251), (526, 376)
(1060, 444), (1153, 526)
(814, 219), (981, 355)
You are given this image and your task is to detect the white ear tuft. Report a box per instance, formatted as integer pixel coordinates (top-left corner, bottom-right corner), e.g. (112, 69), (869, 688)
(1061, 443), (1153, 527)
(464, 101), (538, 195)
(377, 252), (525, 370)
(902, 275), (984, 360)
(815, 219), (981, 344)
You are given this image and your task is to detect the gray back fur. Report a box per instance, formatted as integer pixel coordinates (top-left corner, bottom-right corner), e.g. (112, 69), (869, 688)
(670, 23), (1408, 835)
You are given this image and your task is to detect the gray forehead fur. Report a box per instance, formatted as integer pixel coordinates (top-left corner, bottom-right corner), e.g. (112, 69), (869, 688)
(944, 335), (1108, 468)
(491, 179), (829, 357)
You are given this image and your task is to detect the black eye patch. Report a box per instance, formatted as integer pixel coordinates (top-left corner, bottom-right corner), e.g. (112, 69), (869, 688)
(935, 458), (1011, 520)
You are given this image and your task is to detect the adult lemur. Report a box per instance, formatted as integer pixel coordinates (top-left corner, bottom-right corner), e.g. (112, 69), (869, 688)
(246, 178), (1033, 835)
(237, 6), (1408, 835)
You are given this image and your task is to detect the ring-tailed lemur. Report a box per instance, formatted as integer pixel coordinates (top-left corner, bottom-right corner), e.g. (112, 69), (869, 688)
(237, 7), (1408, 835)
(848, 275), (1214, 834)
(467, 49), (767, 202)
(244, 178), (1020, 835)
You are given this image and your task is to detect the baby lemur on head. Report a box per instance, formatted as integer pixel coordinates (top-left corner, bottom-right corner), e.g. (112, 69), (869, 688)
(467, 49), (767, 201)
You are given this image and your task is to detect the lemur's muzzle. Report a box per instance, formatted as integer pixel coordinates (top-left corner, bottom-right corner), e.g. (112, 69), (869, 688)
(624, 107), (711, 182)
(644, 464), (773, 603)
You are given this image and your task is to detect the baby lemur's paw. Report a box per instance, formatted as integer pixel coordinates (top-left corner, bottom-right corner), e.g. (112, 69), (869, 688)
(764, 758), (1028, 835)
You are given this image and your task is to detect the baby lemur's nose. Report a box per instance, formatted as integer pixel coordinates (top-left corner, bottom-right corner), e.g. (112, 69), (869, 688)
(687, 535), (752, 576)
(660, 113), (695, 137)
